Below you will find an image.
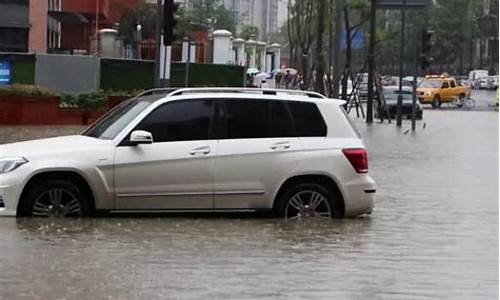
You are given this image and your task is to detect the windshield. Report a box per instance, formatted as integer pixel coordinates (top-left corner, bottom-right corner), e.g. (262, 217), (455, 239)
(384, 90), (414, 103)
(419, 79), (441, 88)
(82, 98), (153, 140)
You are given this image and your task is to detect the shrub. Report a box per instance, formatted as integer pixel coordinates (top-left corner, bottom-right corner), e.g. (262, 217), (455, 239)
(60, 91), (107, 109)
(0, 84), (56, 97)
(104, 89), (143, 97)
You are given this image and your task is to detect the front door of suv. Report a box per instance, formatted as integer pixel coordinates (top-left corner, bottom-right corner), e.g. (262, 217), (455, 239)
(214, 98), (301, 209)
(114, 99), (216, 210)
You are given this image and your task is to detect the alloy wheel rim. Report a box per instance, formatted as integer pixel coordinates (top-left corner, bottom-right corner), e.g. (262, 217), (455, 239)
(32, 188), (82, 217)
(285, 190), (331, 220)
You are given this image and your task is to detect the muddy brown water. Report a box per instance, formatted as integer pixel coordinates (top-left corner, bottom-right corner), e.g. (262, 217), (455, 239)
(0, 108), (497, 299)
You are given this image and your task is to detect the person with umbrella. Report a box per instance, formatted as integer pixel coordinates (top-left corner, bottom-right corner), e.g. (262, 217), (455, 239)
(284, 70), (293, 89)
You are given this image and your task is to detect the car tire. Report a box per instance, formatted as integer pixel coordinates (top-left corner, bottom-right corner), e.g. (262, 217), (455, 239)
(21, 179), (91, 217)
(276, 183), (342, 219)
(432, 95), (441, 109)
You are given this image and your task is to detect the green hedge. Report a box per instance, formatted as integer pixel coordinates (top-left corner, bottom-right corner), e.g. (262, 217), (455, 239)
(0, 53), (35, 84)
(100, 58), (154, 91)
(171, 63), (245, 87)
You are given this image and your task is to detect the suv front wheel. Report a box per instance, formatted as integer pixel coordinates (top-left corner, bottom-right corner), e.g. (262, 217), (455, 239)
(276, 183), (341, 219)
(22, 179), (90, 217)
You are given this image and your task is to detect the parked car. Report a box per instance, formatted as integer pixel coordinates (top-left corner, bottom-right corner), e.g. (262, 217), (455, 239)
(478, 75), (498, 90)
(417, 75), (471, 108)
(0, 88), (376, 219)
(469, 69), (489, 88)
(376, 86), (423, 120)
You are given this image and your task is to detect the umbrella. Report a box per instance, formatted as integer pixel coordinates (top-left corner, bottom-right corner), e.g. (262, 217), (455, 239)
(246, 68), (260, 75)
(283, 68), (298, 75)
(271, 69), (282, 75)
(255, 72), (271, 81)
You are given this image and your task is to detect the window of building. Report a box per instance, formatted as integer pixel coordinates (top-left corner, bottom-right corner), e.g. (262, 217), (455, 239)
(0, 27), (28, 52)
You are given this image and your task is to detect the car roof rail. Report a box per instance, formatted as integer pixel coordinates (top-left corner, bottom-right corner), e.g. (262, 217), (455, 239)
(135, 88), (178, 98)
(164, 87), (327, 99)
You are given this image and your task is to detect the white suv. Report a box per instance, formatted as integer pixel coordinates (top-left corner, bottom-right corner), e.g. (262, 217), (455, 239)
(0, 88), (375, 219)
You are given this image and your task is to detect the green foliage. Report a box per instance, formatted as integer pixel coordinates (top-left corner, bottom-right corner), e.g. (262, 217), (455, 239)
(240, 25), (259, 40)
(60, 91), (107, 109)
(180, 0), (237, 33)
(347, 0), (368, 11)
(118, 1), (157, 45)
(0, 84), (55, 97)
(104, 89), (143, 97)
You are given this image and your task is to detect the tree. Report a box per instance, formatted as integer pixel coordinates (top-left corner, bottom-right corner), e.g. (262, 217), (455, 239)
(340, 0), (369, 100)
(118, 1), (157, 45)
(314, 0), (327, 94)
(286, 0), (315, 87)
(181, 0), (237, 33)
(240, 25), (259, 40)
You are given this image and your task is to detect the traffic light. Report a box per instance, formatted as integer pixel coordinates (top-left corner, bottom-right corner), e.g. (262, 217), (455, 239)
(420, 30), (434, 70)
(163, 0), (179, 46)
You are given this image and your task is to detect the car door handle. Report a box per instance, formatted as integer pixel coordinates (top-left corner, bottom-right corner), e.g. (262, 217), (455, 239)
(271, 141), (291, 150)
(189, 146), (211, 155)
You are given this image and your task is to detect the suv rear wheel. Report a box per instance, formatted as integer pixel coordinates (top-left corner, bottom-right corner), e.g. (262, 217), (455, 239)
(276, 183), (341, 219)
(22, 179), (90, 217)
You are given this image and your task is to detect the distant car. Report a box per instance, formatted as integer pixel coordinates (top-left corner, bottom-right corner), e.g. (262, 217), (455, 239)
(469, 69), (489, 88)
(377, 86), (422, 120)
(478, 76), (498, 90)
(417, 75), (471, 108)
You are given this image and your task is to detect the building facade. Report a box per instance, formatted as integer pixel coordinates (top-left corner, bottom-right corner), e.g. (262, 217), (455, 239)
(223, 0), (279, 40)
(0, 0), (144, 54)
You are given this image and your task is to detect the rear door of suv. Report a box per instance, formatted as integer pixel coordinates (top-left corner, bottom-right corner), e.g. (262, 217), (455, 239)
(213, 98), (302, 209)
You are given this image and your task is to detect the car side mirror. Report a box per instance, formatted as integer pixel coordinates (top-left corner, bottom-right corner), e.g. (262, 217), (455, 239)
(129, 130), (153, 145)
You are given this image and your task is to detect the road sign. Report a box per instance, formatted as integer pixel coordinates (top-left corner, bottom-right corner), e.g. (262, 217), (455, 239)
(0, 60), (12, 85)
(341, 29), (364, 50)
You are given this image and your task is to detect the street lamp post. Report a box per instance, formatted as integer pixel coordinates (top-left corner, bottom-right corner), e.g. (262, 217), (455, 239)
(134, 24), (143, 60)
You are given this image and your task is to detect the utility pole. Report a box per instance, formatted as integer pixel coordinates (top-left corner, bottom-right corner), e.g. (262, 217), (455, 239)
(154, 0), (162, 87)
(332, 0), (343, 99)
(411, 30), (419, 132)
(366, 0), (376, 124)
(184, 37), (191, 87)
(396, 0), (407, 127)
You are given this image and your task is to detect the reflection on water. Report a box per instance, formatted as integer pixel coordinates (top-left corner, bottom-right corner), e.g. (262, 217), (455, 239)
(0, 110), (498, 299)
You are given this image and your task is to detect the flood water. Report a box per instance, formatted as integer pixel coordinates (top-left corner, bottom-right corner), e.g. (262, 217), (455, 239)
(0, 107), (498, 299)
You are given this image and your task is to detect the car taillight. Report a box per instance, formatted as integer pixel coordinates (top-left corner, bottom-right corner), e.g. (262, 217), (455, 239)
(342, 148), (368, 173)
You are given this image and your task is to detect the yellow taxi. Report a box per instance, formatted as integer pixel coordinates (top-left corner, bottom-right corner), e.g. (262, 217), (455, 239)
(417, 74), (471, 108)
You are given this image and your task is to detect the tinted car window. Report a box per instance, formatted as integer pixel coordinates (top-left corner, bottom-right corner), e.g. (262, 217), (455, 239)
(135, 99), (214, 142)
(289, 101), (327, 137)
(224, 99), (269, 139)
(270, 100), (294, 137)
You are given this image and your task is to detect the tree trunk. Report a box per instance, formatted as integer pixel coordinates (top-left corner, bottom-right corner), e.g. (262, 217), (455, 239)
(341, 4), (352, 100)
(314, 0), (326, 94)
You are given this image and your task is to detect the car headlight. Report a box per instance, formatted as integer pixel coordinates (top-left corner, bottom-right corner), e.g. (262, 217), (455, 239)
(424, 91), (432, 96)
(0, 157), (28, 174)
